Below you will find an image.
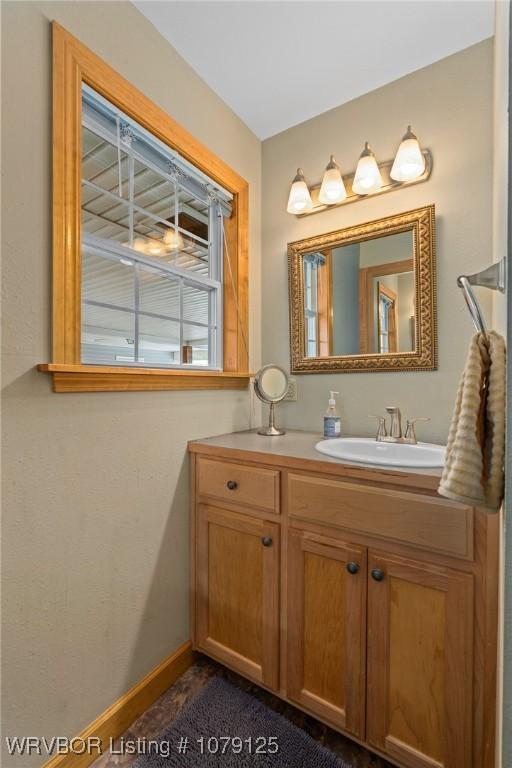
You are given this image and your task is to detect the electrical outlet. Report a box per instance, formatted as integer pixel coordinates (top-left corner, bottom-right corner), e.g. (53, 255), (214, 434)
(284, 377), (298, 401)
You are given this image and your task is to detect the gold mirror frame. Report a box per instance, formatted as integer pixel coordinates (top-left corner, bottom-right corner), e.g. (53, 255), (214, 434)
(288, 205), (437, 374)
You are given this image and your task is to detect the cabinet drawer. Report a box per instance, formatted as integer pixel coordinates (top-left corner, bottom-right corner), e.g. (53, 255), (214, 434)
(288, 473), (473, 560)
(197, 457), (280, 513)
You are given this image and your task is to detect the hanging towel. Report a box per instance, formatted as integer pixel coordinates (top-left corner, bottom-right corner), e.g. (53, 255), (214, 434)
(438, 331), (506, 510)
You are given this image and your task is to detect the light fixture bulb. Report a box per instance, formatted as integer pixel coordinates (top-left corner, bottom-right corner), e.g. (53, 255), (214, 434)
(352, 142), (383, 195)
(390, 126), (425, 181)
(318, 155), (347, 205)
(287, 168), (313, 214)
(163, 227), (184, 251)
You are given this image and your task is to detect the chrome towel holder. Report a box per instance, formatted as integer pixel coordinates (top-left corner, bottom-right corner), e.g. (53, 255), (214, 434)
(457, 258), (506, 338)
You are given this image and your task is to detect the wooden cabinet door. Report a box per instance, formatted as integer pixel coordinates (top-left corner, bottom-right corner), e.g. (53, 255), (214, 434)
(196, 504), (279, 690)
(367, 552), (474, 768)
(287, 529), (366, 737)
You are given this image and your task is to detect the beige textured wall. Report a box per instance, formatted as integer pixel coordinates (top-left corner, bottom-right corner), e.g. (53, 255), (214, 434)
(262, 40), (494, 445)
(1, 1), (260, 761)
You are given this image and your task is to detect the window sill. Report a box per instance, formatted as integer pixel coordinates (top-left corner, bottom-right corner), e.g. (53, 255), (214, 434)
(37, 364), (252, 393)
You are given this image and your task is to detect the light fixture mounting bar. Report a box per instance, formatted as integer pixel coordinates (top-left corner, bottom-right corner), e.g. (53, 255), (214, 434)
(296, 149), (432, 218)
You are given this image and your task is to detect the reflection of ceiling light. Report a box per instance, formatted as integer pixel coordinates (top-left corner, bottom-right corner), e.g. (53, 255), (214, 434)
(132, 237), (165, 256)
(147, 240), (163, 255)
(163, 228), (184, 251)
(120, 257), (133, 266)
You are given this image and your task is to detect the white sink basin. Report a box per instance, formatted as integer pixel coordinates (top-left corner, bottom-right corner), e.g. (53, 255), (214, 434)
(315, 437), (445, 468)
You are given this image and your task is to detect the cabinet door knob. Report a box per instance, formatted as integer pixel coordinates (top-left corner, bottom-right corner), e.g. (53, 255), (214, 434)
(346, 561), (360, 575)
(261, 536), (273, 547)
(226, 480), (238, 490)
(371, 568), (385, 582)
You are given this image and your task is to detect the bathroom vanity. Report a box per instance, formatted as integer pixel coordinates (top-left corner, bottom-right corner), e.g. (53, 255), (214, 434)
(188, 430), (498, 768)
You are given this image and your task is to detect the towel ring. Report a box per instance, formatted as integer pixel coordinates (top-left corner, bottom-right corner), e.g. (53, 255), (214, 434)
(457, 259), (506, 338)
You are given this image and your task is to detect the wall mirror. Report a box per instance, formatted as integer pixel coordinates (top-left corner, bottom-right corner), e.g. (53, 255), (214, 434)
(288, 205), (436, 373)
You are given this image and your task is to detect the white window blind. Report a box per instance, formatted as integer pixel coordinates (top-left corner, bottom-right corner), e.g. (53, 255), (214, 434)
(80, 84), (231, 369)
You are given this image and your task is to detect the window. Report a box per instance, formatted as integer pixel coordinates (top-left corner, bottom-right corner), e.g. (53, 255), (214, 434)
(303, 252), (332, 358)
(304, 256), (319, 357)
(377, 283), (398, 354)
(81, 85), (228, 370)
(40, 23), (249, 392)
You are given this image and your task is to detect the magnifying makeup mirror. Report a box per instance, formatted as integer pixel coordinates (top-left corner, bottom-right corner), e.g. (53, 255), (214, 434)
(253, 364), (289, 436)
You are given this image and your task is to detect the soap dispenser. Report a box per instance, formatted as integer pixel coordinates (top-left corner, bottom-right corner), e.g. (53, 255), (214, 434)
(324, 391), (341, 438)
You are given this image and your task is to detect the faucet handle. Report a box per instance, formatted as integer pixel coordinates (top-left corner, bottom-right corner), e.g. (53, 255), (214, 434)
(405, 417), (430, 443)
(368, 415), (387, 440)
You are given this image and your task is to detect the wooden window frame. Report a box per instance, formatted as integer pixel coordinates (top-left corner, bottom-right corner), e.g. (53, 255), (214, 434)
(38, 23), (250, 393)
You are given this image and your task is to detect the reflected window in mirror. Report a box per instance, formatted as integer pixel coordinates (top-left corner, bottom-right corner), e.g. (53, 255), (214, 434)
(303, 253), (332, 357)
(378, 285), (395, 353)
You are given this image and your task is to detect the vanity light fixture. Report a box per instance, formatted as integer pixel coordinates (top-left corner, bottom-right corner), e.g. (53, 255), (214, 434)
(390, 125), (425, 181)
(286, 168), (313, 214)
(352, 142), (383, 195)
(318, 155), (347, 205)
(286, 126), (432, 217)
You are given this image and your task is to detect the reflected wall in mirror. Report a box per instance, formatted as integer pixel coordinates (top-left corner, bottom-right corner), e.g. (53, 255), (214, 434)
(289, 205), (436, 373)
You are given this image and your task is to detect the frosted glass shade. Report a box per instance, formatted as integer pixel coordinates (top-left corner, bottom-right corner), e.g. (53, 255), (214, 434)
(287, 168), (313, 214)
(391, 126), (425, 181)
(352, 143), (382, 195)
(319, 155), (347, 205)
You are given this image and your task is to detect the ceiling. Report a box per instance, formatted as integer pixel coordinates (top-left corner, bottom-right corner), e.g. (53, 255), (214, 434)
(134, 0), (495, 139)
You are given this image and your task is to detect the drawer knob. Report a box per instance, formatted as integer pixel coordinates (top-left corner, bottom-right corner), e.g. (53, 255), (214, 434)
(261, 536), (273, 547)
(371, 568), (385, 582)
(346, 561), (359, 575)
(226, 480), (238, 490)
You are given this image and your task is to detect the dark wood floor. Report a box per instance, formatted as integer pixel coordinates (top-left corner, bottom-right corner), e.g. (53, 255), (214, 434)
(91, 656), (393, 768)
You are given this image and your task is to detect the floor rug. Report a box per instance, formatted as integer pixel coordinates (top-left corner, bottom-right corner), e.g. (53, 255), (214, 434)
(133, 676), (350, 767)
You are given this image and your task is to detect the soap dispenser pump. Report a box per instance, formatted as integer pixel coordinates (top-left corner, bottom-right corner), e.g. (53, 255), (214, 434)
(324, 391), (341, 438)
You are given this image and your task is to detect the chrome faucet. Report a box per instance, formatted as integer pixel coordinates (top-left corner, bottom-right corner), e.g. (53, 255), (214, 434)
(369, 407), (430, 445)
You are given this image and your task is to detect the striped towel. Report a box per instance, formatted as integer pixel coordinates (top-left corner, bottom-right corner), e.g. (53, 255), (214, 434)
(438, 331), (506, 510)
